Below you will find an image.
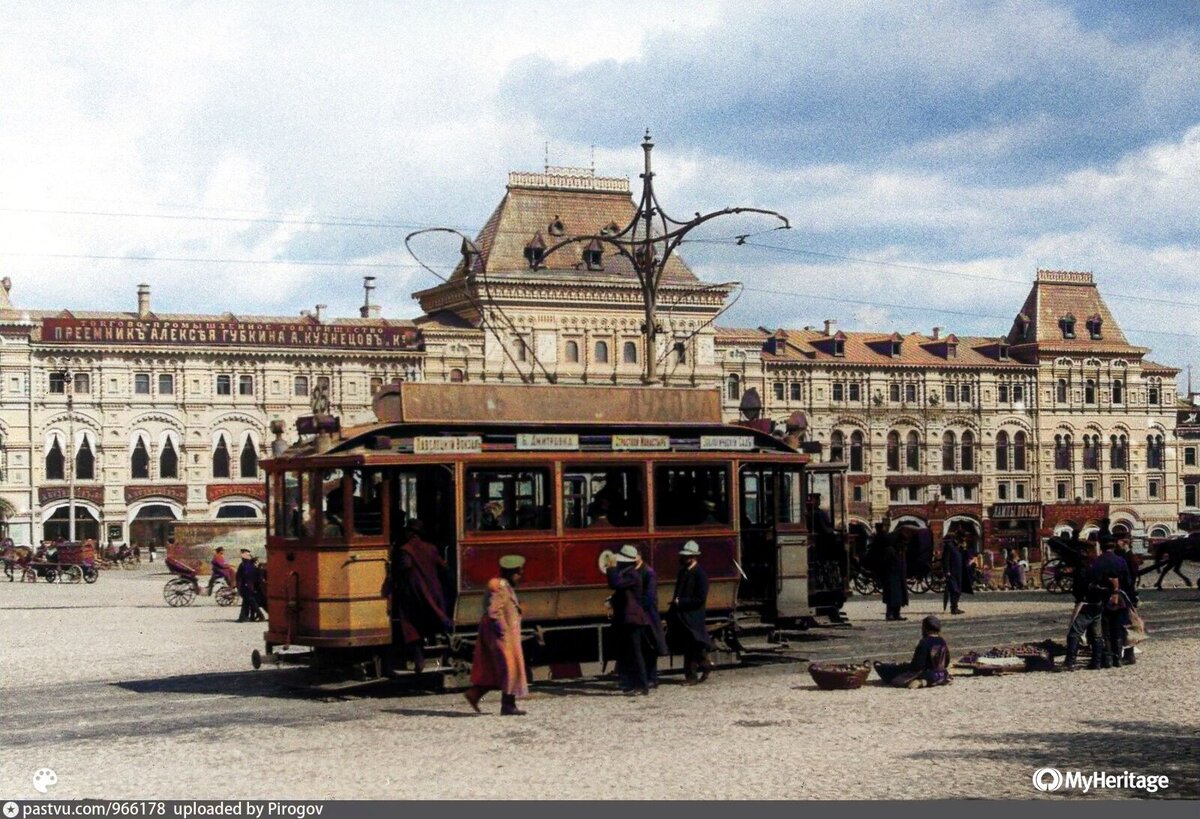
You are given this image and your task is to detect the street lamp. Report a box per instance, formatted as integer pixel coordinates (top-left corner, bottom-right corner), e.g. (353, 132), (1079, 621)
(539, 131), (791, 384)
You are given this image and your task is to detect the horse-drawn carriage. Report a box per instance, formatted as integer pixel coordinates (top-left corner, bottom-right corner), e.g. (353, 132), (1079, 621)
(162, 556), (238, 607)
(3, 541), (99, 584)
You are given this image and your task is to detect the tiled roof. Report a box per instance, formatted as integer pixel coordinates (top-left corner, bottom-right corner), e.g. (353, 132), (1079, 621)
(718, 327), (1029, 368)
(1005, 269), (1145, 355)
(448, 178), (698, 285)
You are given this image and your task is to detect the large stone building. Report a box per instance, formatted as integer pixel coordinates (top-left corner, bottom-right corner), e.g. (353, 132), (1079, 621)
(0, 166), (1186, 556)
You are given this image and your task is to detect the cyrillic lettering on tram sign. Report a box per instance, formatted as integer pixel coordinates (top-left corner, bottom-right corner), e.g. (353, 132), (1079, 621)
(700, 435), (755, 451)
(413, 436), (482, 454)
(516, 433), (579, 451)
(611, 434), (671, 451)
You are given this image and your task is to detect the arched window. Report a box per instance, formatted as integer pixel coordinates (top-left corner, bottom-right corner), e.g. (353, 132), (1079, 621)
(849, 431), (864, 473)
(1112, 379), (1124, 404)
(564, 341), (579, 363)
(75, 437), (95, 480)
(448, 368), (465, 383)
(1147, 435), (1164, 469)
(622, 341), (638, 364)
(773, 382), (784, 401)
(1013, 431), (1027, 471)
(594, 341), (609, 364)
(160, 437), (179, 479)
(726, 374), (740, 401)
(1110, 435), (1128, 470)
(1085, 379), (1096, 404)
(996, 431), (1009, 471)
(830, 431), (845, 463)
(1083, 435), (1099, 470)
(1054, 435), (1072, 470)
(905, 431), (920, 471)
(886, 431), (901, 472)
(942, 431), (956, 472)
(46, 437), (65, 481)
(239, 438), (258, 478)
(212, 436), (231, 479)
(960, 431), (975, 471)
(130, 436), (150, 479)
(1056, 378), (1068, 403)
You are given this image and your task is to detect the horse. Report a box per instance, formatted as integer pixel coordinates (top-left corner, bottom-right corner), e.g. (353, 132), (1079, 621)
(1141, 532), (1200, 589)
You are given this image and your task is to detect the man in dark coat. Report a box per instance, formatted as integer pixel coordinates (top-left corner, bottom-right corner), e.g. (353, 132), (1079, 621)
(941, 536), (963, 614)
(235, 549), (260, 622)
(668, 540), (713, 684)
(633, 546), (667, 688)
(392, 519), (452, 673)
(1065, 541), (1109, 670)
(881, 530), (909, 621)
(1092, 536), (1135, 668)
(607, 544), (651, 694)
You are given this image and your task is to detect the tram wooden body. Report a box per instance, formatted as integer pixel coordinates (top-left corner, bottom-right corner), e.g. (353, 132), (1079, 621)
(259, 382), (849, 673)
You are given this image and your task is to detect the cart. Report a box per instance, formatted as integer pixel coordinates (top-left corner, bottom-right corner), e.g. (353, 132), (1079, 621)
(163, 557), (238, 607)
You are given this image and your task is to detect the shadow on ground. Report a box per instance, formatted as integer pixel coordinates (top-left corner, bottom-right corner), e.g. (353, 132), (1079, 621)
(916, 720), (1199, 799)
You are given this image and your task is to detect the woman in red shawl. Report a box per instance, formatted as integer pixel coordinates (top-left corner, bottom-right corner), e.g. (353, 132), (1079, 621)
(464, 555), (528, 716)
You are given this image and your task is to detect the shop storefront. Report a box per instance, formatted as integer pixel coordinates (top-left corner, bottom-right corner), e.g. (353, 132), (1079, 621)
(985, 502), (1041, 562)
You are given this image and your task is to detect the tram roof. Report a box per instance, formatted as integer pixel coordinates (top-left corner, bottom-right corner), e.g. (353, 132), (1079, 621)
(370, 382), (723, 426)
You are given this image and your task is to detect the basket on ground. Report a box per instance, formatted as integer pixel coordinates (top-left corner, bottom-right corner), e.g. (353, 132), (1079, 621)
(808, 661), (871, 690)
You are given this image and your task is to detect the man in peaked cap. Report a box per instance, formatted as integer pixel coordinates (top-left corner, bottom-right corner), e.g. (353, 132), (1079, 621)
(606, 544), (651, 694)
(465, 554), (529, 715)
(668, 540), (713, 684)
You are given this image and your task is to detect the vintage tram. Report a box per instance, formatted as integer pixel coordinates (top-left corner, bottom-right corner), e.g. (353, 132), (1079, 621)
(258, 382), (848, 676)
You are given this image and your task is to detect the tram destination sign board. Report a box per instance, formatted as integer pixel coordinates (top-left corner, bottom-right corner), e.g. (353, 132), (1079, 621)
(700, 435), (756, 451)
(413, 436), (482, 455)
(40, 316), (421, 350)
(516, 433), (579, 451)
(611, 434), (670, 451)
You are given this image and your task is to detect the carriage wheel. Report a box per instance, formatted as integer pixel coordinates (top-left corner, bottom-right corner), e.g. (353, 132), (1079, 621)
(251, 649), (263, 670)
(83, 567), (98, 584)
(1041, 559), (1067, 593)
(21, 567), (37, 583)
(216, 587), (238, 607)
(928, 573), (946, 594)
(906, 575), (931, 594)
(45, 568), (59, 583)
(63, 565), (83, 584)
(163, 578), (196, 607)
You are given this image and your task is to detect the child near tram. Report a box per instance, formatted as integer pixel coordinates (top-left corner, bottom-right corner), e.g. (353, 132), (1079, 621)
(875, 615), (952, 688)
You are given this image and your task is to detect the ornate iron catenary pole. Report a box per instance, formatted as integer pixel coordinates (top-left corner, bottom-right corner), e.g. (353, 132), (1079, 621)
(538, 131), (790, 384)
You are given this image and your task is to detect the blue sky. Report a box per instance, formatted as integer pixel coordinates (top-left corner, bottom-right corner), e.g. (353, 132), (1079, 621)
(1, 1), (1197, 388)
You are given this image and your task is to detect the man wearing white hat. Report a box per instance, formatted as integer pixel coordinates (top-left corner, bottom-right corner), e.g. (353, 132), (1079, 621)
(668, 540), (713, 684)
(606, 544), (652, 695)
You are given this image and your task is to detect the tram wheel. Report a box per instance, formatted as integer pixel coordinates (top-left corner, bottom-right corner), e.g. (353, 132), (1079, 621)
(163, 578), (196, 607)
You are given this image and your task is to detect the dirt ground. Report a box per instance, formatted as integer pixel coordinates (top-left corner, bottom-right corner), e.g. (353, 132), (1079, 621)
(1, 566), (1196, 800)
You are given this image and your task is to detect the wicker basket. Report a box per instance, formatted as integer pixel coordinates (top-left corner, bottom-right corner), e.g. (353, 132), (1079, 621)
(808, 662), (872, 690)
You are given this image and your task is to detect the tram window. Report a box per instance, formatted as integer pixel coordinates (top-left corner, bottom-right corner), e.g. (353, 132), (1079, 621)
(779, 469), (805, 524)
(563, 466), (644, 529)
(278, 472), (311, 538)
(350, 468), (386, 536)
(466, 468), (551, 531)
(320, 469), (347, 537)
(741, 467), (778, 527)
(654, 464), (730, 527)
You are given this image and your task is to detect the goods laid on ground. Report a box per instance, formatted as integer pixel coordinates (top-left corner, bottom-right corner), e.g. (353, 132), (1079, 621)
(955, 640), (1064, 674)
(808, 662), (872, 690)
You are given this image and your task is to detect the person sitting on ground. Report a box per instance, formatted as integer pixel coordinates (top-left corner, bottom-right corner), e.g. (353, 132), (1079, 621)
(874, 615), (952, 689)
(1004, 549), (1027, 590)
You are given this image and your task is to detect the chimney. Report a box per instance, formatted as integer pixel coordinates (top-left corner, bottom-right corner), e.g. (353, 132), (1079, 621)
(932, 326), (941, 340)
(823, 319), (837, 336)
(137, 284), (151, 317)
(360, 276), (381, 318)
(299, 309), (311, 318)
(314, 304), (327, 322)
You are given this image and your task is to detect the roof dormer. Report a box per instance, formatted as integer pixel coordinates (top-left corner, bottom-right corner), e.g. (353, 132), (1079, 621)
(1059, 312), (1076, 339)
(1015, 312), (1031, 340)
(583, 238), (604, 271)
(524, 232), (547, 269)
(1086, 313), (1103, 340)
(888, 331), (903, 358)
(832, 330), (846, 357)
(945, 333), (959, 359)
